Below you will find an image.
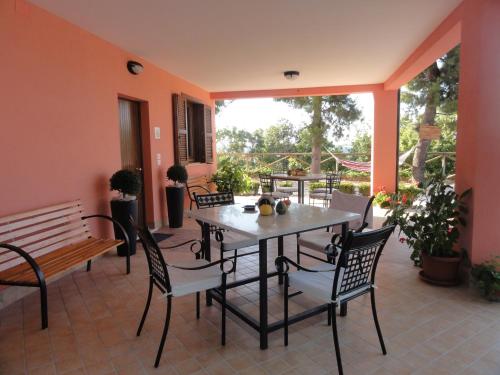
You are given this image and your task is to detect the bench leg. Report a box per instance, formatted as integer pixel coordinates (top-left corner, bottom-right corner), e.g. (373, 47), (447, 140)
(86, 260), (92, 272)
(40, 281), (48, 329)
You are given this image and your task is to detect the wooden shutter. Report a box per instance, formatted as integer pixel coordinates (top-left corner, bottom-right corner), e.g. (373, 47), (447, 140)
(204, 105), (214, 164)
(172, 94), (188, 165)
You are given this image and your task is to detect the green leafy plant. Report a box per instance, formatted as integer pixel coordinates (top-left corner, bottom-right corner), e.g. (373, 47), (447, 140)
(338, 182), (355, 194)
(357, 182), (371, 196)
(250, 181), (260, 195)
(309, 181), (325, 191)
(279, 181), (293, 187)
(110, 169), (142, 197)
(166, 165), (188, 185)
(212, 158), (249, 193)
(385, 175), (471, 266)
(471, 257), (500, 301)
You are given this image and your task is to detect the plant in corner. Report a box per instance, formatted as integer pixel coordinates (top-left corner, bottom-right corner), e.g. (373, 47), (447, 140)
(471, 257), (500, 302)
(385, 175), (471, 285)
(165, 165), (188, 228)
(110, 169), (142, 256)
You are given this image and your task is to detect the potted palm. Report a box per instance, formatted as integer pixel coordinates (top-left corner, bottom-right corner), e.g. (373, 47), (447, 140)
(385, 175), (471, 285)
(166, 165), (188, 228)
(110, 169), (142, 256)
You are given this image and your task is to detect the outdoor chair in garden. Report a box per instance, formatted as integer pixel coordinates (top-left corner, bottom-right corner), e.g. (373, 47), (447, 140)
(272, 169), (298, 195)
(309, 172), (342, 206)
(276, 225), (394, 375)
(297, 191), (374, 265)
(259, 173), (290, 199)
(135, 225), (234, 367)
(194, 191), (258, 272)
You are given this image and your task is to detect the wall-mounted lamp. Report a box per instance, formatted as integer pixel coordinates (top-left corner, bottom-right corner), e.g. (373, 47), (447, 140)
(284, 70), (300, 80)
(127, 60), (144, 75)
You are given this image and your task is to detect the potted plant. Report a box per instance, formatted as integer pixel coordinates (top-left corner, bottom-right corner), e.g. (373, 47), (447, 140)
(110, 169), (142, 256)
(385, 175), (471, 285)
(166, 165), (188, 228)
(471, 257), (500, 301)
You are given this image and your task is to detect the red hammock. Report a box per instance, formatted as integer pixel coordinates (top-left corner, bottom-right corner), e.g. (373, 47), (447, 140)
(336, 159), (371, 173)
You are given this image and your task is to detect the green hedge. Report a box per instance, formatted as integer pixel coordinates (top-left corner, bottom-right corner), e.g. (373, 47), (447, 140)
(358, 182), (371, 196)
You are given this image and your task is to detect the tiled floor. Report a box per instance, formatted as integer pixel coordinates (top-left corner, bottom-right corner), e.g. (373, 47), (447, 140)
(1, 211), (499, 375)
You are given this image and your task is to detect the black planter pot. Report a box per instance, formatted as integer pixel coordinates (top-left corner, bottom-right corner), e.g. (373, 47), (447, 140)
(110, 199), (138, 256)
(166, 186), (184, 228)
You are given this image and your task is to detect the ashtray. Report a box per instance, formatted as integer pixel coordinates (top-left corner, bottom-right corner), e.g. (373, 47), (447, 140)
(243, 205), (256, 212)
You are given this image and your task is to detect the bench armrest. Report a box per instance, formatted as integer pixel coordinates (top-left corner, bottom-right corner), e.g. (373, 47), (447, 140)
(0, 244), (46, 286)
(82, 214), (131, 273)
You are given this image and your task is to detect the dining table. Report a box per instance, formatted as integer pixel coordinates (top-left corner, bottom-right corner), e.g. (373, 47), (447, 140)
(189, 203), (361, 349)
(270, 173), (325, 204)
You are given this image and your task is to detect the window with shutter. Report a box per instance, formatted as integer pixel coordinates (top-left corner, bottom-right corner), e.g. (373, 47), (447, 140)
(172, 94), (188, 165)
(204, 105), (213, 164)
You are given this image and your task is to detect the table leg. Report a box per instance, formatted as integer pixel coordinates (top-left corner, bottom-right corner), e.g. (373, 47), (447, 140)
(202, 222), (213, 306)
(299, 181), (304, 204)
(277, 236), (283, 285)
(340, 222), (348, 316)
(259, 239), (268, 349)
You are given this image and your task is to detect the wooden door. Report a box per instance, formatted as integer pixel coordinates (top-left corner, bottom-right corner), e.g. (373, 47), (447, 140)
(118, 98), (145, 226)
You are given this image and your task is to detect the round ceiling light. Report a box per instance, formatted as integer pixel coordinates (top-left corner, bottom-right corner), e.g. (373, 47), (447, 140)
(284, 70), (300, 80)
(127, 60), (144, 75)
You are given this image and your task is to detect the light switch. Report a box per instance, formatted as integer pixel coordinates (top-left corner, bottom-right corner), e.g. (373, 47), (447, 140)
(154, 127), (161, 139)
(156, 153), (161, 166)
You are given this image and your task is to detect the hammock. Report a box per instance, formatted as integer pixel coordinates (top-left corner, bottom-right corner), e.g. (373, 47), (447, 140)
(325, 146), (415, 173)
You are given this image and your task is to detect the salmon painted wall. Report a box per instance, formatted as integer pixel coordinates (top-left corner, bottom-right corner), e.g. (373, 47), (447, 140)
(455, 0), (500, 264)
(0, 0), (216, 229)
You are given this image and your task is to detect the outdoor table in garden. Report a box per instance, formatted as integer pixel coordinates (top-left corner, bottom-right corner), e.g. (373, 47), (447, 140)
(189, 204), (360, 349)
(270, 173), (325, 203)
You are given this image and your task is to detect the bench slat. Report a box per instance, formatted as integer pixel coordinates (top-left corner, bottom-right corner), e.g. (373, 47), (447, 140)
(0, 200), (82, 225)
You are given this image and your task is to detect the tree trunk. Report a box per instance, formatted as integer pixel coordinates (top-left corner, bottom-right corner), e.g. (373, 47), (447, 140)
(412, 63), (440, 185)
(310, 96), (323, 174)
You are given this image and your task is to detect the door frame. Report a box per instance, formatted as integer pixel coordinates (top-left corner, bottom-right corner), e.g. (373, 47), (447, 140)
(117, 94), (154, 228)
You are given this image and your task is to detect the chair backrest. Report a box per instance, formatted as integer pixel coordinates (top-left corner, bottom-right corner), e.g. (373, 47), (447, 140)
(332, 225), (394, 301)
(186, 176), (213, 201)
(325, 173), (342, 193)
(329, 191), (374, 229)
(194, 191), (235, 209)
(136, 226), (171, 293)
(259, 174), (274, 193)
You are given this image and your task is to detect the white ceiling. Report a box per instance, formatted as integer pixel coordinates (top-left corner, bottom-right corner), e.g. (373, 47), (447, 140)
(29, 0), (462, 92)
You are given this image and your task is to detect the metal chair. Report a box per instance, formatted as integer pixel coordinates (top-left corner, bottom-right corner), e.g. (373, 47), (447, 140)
(276, 225), (395, 375)
(194, 191), (258, 272)
(309, 172), (342, 206)
(259, 173), (290, 199)
(298, 191), (375, 264)
(272, 169), (298, 195)
(136, 225), (234, 368)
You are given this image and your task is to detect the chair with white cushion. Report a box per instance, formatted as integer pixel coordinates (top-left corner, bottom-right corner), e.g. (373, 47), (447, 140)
(309, 172), (342, 206)
(276, 225), (395, 375)
(194, 191), (258, 272)
(259, 173), (290, 199)
(136, 226), (234, 368)
(297, 191), (375, 265)
(273, 169), (299, 195)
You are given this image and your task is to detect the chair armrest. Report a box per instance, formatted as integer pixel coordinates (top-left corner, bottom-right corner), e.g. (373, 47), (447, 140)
(355, 222), (368, 233)
(159, 239), (203, 257)
(0, 244), (46, 286)
(275, 256), (335, 275)
(82, 214), (131, 255)
(188, 185), (212, 197)
(167, 258), (235, 275)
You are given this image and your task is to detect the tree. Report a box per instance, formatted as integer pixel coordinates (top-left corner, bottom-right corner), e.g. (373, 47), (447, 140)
(215, 100), (232, 114)
(277, 96), (361, 173)
(402, 46), (460, 184)
(350, 132), (371, 162)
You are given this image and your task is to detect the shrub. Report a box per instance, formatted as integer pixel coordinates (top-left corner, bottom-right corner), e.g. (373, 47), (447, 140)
(212, 157), (250, 194)
(309, 182), (326, 191)
(338, 182), (355, 194)
(471, 257), (500, 301)
(279, 181), (293, 187)
(110, 169), (142, 197)
(357, 182), (371, 196)
(398, 184), (423, 201)
(166, 165), (188, 184)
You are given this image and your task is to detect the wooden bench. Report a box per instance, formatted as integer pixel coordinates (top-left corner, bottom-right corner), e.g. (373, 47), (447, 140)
(186, 175), (217, 209)
(0, 200), (130, 329)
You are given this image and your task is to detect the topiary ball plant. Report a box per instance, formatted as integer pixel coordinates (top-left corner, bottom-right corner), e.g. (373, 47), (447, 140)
(166, 165), (188, 186)
(110, 169), (142, 199)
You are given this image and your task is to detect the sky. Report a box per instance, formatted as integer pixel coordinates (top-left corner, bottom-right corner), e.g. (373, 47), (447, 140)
(215, 93), (374, 149)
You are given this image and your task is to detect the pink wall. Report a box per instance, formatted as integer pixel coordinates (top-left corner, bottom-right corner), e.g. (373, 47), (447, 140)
(455, 0), (500, 264)
(0, 0), (215, 229)
(372, 89), (399, 194)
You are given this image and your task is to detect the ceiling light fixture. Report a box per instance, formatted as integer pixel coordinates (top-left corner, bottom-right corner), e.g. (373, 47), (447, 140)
(127, 60), (144, 75)
(284, 70), (300, 80)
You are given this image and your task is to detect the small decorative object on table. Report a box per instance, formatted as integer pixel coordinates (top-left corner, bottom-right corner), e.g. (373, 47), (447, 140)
(275, 201), (288, 215)
(257, 196), (275, 216)
(110, 169), (142, 256)
(166, 165), (188, 228)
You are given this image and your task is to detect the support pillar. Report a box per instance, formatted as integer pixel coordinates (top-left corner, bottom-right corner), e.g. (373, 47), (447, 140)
(456, 0), (500, 264)
(371, 89), (399, 194)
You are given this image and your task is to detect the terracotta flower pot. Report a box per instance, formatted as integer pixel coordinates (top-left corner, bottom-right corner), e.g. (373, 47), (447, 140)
(419, 253), (461, 286)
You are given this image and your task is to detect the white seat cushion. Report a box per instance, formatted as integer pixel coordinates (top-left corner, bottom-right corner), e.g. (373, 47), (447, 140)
(298, 230), (336, 253)
(168, 259), (222, 297)
(309, 192), (332, 200)
(211, 230), (257, 251)
(276, 187), (298, 194)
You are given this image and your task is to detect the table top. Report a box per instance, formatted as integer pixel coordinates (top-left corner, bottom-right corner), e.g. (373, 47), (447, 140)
(188, 204), (360, 241)
(270, 173), (325, 181)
